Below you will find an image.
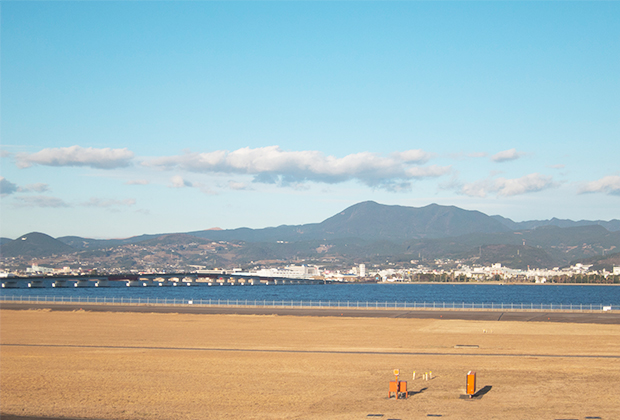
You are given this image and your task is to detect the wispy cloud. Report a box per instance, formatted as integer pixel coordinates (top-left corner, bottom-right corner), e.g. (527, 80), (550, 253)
(406, 165), (451, 178)
(14, 196), (70, 208)
(21, 183), (50, 193)
(468, 152), (488, 158)
(143, 146), (449, 190)
(16, 145), (134, 169)
(168, 175), (216, 194)
(579, 175), (620, 196)
(81, 198), (137, 208)
(228, 181), (250, 191)
(1, 177), (50, 195)
(491, 148), (523, 163)
(0, 177), (18, 196)
(125, 179), (150, 185)
(459, 173), (557, 197)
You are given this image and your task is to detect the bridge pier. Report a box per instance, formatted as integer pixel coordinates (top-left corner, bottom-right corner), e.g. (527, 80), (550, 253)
(181, 277), (195, 286)
(28, 280), (45, 288)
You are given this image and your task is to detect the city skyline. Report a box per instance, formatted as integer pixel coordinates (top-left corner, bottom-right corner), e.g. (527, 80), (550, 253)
(1, 2), (619, 239)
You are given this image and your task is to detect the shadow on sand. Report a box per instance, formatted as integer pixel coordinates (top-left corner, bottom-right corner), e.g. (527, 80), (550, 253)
(459, 385), (492, 400)
(408, 387), (428, 397)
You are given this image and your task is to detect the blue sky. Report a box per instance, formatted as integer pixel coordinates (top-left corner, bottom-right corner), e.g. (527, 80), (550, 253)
(1, 1), (619, 239)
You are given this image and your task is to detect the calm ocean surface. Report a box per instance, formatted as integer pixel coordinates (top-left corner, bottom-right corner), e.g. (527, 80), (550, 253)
(1, 282), (619, 307)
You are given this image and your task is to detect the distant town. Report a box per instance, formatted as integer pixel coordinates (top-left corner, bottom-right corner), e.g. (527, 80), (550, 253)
(3, 252), (619, 285)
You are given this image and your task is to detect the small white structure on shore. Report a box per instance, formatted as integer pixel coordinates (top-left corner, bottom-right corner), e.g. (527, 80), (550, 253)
(255, 265), (320, 279)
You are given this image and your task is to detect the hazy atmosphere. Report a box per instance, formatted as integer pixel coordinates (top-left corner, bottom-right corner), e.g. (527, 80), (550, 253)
(2, 1), (618, 239)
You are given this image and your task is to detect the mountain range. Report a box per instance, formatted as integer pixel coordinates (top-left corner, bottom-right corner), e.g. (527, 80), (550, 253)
(2, 201), (619, 270)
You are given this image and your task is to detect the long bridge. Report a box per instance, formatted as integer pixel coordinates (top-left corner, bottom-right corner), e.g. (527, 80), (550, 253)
(1, 272), (334, 289)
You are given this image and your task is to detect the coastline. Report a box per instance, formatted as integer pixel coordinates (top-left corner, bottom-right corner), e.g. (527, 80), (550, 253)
(2, 302), (619, 324)
(376, 281), (620, 286)
(2, 308), (619, 420)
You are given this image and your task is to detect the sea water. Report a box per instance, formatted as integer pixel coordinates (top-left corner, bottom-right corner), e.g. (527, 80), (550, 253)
(1, 282), (619, 307)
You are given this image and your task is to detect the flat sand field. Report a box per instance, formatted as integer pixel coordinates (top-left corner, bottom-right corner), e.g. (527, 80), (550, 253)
(1, 308), (620, 420)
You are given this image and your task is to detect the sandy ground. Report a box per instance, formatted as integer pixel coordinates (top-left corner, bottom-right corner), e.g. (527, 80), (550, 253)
(1, 309), (620, 420)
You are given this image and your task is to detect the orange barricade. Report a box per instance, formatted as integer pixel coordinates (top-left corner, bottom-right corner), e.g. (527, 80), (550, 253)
(388, 380), (407, 399)
(466, 371), (476, 398)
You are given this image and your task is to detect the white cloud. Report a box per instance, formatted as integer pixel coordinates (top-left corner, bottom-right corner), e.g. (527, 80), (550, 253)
(459, 173), (557, 197)
(494, 173), (556, 196)
(82, 198), (137, 208)
(491, 148), (522, 163)
(579, 175), (620, 196)
(16, 145), (134, 169)
(459, 179), (493, 198)
(406, 165), (452, 178)
(143, 146), (449, 190)
(170, 175), (192, 188)
(14, 196), (70, 208)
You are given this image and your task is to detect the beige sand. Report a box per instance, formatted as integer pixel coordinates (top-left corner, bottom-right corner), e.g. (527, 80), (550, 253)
(1, 309), (619, 419)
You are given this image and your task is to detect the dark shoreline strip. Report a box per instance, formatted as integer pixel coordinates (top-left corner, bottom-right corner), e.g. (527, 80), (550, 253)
(2, 302), (620, 324)
(3, 342), (619, 359)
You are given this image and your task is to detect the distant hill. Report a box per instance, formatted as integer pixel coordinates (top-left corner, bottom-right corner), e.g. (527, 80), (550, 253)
(0, 237), (13, 246)
(140, 233), (211, 246)
(492, 215), (620, 232)
(4, 202), (619, 270)
(0, 232), (75, 258)
(574, 252), (620, 272)
(58, 234), (161, 249)
(315, 201), (511, 239)
(52, 201), (618, 247)
(188, 201), (510, 243)
(399, 225), (620, 268)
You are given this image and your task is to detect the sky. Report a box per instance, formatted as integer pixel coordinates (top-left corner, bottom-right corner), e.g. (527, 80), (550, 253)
(1, 1), (619, 240)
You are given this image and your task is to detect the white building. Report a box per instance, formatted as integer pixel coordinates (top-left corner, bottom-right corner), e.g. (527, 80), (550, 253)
(26, 264), (54, 274)
(255, 265), (320, 279)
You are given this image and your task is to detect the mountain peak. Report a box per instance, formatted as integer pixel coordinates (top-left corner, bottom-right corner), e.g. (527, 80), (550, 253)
(318, 201), (509, 240)
(1, 232), (75, 258)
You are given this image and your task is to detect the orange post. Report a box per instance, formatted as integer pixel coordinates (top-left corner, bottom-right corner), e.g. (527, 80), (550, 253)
(466, 371), (476, 398)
